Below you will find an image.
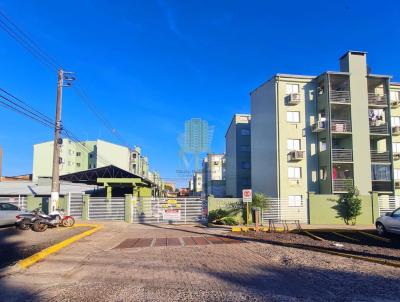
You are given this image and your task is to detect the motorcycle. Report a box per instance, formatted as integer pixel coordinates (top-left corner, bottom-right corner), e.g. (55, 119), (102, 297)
(15, 207), (42, 230)
(31, 209), (75, 232)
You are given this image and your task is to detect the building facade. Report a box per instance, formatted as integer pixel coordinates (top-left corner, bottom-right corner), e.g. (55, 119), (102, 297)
(202, 153), (226, 197)
(225, 114), (251, 197)
(192, 171), (203, 196)
(251, 51), (400, 200)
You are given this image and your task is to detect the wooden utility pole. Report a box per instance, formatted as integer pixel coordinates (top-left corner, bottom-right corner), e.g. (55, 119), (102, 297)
(50, 69), (64, 212)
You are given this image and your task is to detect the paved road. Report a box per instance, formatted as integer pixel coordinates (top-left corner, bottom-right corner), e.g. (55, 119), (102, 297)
(0, 222), (399, 302)
(0, 225), (90, 269)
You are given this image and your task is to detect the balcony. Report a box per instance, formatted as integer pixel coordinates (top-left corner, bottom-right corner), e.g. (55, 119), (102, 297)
(331, 120), (352, 133)
(370, 150), (390, 163)
(286, 93), (301, 105)
(333, 179), (353, 192)
(311, 121), (326, 133)
(369, 122), (389, 135)
(372, 180), (392, 192)
(332, 149), (353, 162)
(330, 90), (350, 104)
(287, 150), (305, 162)
(368, 93), (388, 107)
(393, 126), (400, 136)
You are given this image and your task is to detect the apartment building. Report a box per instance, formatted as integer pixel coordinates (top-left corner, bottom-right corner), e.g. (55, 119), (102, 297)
(192, 171), (203, 196)
(225, 114), (251, 197)
(202, 153), (226, 197)
(251, 50), (400, 199)
(130, 146), (149, 179)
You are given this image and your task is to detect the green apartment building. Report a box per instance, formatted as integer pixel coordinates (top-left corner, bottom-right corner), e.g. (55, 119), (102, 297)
(251, 51), (400, 200)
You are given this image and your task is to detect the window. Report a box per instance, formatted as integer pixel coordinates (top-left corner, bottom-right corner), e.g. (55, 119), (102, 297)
(288, 167), (301, 179)
(287, 139), (301, 151)
(392, 116), (400, 127)
(392, 208), (400, 218)
(393, 143), (400, 153)
(286, 84), (299, 95)
(89, 154), (93, 159)
(320, 167), (327, 180)
(76, 163), (81, 167)
(240, 145), (251, 152)
(76, 152), (81, 157)
(287, 111), (300, 123)
(240, 129), (251, 136)
(394, 169), (400, 180)
(241, 162), (250, 169)
(390, 91), (399, 101)
(371, 165), (391, 181)
(319, 139), (327, 152)
(0, 203), (19, 210)
(288, 195), (302, 207)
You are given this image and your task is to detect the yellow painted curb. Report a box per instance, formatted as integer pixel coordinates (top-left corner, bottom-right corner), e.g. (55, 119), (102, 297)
(18, 224), (102, 269)
(357, 231), (391, 243)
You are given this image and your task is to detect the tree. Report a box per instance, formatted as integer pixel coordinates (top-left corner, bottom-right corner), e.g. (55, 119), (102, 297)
(251, 192), (270, 210)
(335, 185), (362, 225)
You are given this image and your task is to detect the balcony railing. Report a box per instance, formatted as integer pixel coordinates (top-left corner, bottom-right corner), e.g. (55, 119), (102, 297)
(331, 120), (352, 133)
(333, 179), (353, 192)
(370, 150), (390, 162)
(372, 180), (392, 192)
(332, 149), (353, 162)
(330, 90), (350, 104)
(369, 122), (389, 135)
(368, 93), (388, 107)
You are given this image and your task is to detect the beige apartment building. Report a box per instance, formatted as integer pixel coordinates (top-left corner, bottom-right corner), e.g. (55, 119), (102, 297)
(251, 51), (400, 200)
(202, 153), (226, 197)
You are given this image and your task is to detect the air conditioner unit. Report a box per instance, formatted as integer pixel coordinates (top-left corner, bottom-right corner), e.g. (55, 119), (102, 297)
(287, 93), (301, 105)
(391, 100), (400, 108)
(394, 153), (400, 161)
(311, 121), (325, 133)
(393, 126), (400, 135)
(395, 181), (400, 189)
(288, 150), (305, 161)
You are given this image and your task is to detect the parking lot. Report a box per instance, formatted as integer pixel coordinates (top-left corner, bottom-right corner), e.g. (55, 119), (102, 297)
(0, 224), (91, 270)
(0, 222), (400, 302)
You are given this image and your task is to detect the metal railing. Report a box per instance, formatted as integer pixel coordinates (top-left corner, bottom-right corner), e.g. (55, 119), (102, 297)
(261, 198), (308, 224)
(332, 149), (353, 162)
(332, 179), (353, 192)
(370, 150), (390, 162)
(368, 93), (387, 106)
(89, 197), (125, 220)
(330, 90), (350, 103)
(372, 180), (392, 192)
(369, 122), (389, 135)
(378, 195), (400, 216)
(331, 120), (352, 133)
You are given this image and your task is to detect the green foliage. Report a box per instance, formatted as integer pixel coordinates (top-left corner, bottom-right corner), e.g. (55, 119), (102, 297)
(220, 216), (239, 226)
(251, 192), (270, 210)
(208, 209), (229, 224)
(334, 185), (362, 225)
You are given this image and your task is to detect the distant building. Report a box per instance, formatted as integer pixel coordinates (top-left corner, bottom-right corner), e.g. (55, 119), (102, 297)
(225, 114), (251, 197)
(130, 146), (149, 179)
(202, 154), (226, 197)
(193, 171), (203, 196)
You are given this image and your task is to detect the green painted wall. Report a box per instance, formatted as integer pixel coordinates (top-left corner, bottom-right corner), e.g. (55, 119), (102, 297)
(308, 193), (379, 225)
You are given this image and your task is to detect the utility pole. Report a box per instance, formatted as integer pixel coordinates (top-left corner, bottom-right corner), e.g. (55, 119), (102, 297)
(50, 69), (75, 212)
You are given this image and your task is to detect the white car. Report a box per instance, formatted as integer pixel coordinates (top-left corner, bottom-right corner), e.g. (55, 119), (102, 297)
(0, 202), (25, 226)
(376, 207), (400, 236)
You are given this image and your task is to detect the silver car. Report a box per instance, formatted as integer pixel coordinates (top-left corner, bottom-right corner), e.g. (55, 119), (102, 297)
(0, 202), (25, 226)
(376, 207), (400, 236)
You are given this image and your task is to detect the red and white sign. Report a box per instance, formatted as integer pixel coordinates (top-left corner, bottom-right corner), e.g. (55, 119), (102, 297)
(242, 189), (252, 203)
(162, 209), (181, 221)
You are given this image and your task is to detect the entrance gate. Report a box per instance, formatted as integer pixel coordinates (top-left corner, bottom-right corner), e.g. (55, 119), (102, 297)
(132, 197), (207, 224)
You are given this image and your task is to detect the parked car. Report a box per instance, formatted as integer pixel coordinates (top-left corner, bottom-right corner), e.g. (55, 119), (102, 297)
(0, 202), (26, 226)
(376, 207), (400, 236)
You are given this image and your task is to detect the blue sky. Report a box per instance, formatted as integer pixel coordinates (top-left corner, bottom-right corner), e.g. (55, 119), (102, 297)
(0, 0), (399, 186)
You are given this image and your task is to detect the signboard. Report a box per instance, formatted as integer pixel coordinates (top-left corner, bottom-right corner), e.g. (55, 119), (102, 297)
(242, 189), (252, 203)
(162, 209), (181, 221)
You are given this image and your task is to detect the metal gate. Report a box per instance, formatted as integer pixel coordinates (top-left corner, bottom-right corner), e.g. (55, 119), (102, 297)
(262, 198), (308, 224)
(0, 196), (27, 210)
(89, 197), (125, 220)
(132, 197), (206, 224)
(378, 195), (400, 216)
(69, 193), (83, 218)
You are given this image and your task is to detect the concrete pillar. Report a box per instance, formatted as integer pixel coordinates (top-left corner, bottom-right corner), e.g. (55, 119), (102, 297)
(106, 186), (112, 201)
(125, 194), (133, 223)
(370, 192), (380, 223)
(82, 194), (90, 220)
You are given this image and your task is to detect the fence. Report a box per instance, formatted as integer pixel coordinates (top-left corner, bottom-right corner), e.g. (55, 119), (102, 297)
(0, 195), (27, 210)
(261, 198), (308, 224)
(88, 197), (125, 220)
(132, 197), (206, 224)
(69, 193), (83, 218)
(378, 195), (400, 216)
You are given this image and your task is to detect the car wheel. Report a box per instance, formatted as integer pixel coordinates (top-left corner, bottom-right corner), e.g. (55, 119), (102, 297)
(376, 222), (386, 236)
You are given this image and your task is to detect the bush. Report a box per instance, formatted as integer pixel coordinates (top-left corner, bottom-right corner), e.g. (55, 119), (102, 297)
(220, 216), (239, 226)
(208, 209), (229, 224)
(251, 192), (270, 210)
(334, 185), (362, 225)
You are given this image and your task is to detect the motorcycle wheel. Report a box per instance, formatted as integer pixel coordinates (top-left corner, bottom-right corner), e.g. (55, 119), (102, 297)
(62, 217), (75, 227)
(32, 220), (48, 232)
(18, 222), (31, 230)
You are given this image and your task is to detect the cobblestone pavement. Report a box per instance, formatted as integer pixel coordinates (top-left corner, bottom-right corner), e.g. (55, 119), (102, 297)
(1, 222), (399, 302)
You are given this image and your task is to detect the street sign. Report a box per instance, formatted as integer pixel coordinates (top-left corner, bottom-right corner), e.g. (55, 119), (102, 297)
(242, 189), (252, 203)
